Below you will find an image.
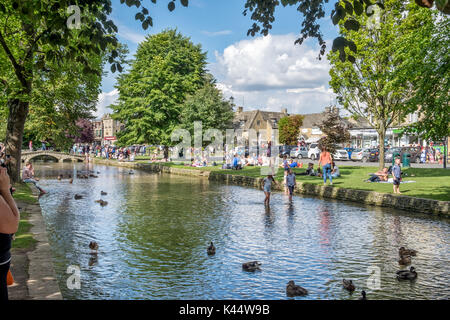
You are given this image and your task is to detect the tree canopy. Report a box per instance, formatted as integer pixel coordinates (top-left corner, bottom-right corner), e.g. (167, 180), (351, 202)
(112, 29), (207, 149)
(328, 0), (440, 169)
(179, 76), (235, 145)
(278, 115), (304, 146)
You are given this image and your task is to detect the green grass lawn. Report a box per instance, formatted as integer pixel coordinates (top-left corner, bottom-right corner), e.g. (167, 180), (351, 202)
(12, 183), (37, 250)
(156, 163), (450, 201)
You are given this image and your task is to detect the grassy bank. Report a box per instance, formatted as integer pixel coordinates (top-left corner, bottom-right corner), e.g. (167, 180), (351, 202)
(154, 163), (450, 202)
(12, 183), (37, 250)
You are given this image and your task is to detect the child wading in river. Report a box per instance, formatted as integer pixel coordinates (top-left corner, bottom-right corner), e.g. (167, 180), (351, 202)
(262, 174), (277, 206)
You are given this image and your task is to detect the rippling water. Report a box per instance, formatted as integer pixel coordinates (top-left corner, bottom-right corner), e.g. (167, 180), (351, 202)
(34, 162), (450, 300)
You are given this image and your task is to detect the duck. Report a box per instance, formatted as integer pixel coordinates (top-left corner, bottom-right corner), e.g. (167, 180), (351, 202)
(286, 280), (308, 297)
(359, 290), (367, 300)
(398, 255), (411, 266)
(95, 199), (108, 206)
(207, 242), (216, 255)
(74, 194), (83, 200)
(100, 191), (107, 196)
(242, 261), (261, 272)
(89, 241), (99, 253)
(396, 266), (417, 281)
(399, 247), (417, 257)
(343, 279), (356, 292)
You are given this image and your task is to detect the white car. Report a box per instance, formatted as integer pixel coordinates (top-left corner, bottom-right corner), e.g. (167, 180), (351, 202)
(308, 143), (320, 160)
(333, 149), (349, 161)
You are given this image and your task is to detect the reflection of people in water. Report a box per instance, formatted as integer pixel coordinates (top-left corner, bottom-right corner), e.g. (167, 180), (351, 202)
(319, 205), (331, 248)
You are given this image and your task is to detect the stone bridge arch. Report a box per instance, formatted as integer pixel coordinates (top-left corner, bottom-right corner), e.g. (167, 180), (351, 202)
(21, 151), (85, 163)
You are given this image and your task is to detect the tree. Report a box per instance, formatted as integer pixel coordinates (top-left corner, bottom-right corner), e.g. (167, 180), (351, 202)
(179, 75), (234, 145)
(0, 1), (124, 181)
(279, 115), (304, 146)
(316, 107), (350, 154)
(397, 12), (450, 145)
(328, 1), (437, 169)
(112, 29), (207, 158)
(73, 119), (95, 144)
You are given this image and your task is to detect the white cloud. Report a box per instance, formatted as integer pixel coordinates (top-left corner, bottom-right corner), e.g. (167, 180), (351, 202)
(95, 89), (119, 118)
(211, 34), (335, 115)
(201, 30), (232, 36)
(117, 24), (146, 44)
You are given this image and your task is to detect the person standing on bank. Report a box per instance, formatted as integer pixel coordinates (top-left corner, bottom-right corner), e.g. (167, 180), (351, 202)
(318, 147), (333, 185)
(0, 167), (20, 300)
(392, 157), (402, 194)
(286, 168), (296, 201)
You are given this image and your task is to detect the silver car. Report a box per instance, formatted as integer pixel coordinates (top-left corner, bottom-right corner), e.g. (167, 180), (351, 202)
(333, 149), (350, 161)
(351, 148), (372, 162)
(290, 146), (308, 159)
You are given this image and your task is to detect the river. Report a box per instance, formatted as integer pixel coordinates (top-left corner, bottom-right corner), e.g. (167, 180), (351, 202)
(33, 162), (449, 300)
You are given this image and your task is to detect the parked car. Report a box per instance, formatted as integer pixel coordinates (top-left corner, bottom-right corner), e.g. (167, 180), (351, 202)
(351, 148), (378, 162)
(333, 149), (350, 161)
(308, 143), (320, 160)
(290, 146), (308, 159)
(279, 145), (296, 158)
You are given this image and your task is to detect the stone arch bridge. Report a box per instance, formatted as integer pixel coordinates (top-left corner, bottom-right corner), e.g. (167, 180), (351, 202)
(21, 150), (85, 163)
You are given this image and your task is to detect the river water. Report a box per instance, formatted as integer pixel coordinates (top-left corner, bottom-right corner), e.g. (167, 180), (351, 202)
(33, 162), (449, 300)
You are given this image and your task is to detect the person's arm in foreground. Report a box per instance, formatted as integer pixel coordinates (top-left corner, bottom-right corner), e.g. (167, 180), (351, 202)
(0, 168), (20, 234)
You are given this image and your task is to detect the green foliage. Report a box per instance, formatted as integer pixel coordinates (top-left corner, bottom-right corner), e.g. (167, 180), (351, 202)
(179, 76), (234, 145)
(112, 29), (207, 147)
(328, 0), (437, 168)
(278, 115), (304, 146)
(395, 11), (450, 141)
(316, 109), (350, 154)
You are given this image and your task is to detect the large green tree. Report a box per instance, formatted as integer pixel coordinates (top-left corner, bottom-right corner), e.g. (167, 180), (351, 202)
(179, 76), (234, 145)
(396, 11), (449, 146)
(0, 1), (123, 181)
(112, 29), (207, 158)
(328, 0), (439, 169)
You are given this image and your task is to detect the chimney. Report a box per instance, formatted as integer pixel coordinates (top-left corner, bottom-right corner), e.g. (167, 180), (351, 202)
(236, 106), (243, 114)
(281, 108), (288, 115)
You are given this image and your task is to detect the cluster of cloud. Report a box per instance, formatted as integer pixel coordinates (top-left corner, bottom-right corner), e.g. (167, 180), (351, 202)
(96, 33), (335, 117)
(95, 89), (118, 118)
(211, 34), (335, 114)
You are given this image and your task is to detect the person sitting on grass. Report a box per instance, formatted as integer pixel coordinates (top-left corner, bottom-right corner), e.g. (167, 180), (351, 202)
(22, 162), (47, 195)
(366, 167), (389, 182)
(232, 154), (242, 170)
(296, 163), (315, 176)
(289, 159), (298, 168)
(331, 161), (340, 179)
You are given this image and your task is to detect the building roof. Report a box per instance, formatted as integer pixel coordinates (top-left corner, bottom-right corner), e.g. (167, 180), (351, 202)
(233, 108), (289, 130)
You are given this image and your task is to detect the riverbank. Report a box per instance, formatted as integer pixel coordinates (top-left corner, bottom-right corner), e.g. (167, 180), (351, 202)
(92, 158), (449, 216)
(8, 183), (62, 300)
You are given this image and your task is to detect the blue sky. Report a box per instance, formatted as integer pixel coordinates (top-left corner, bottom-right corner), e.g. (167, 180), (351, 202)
(96, 0), (339, 117)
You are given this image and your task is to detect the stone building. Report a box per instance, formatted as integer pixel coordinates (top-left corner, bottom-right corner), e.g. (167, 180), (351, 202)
(101, 114), (125, 146)
(232, 106), (290, 145)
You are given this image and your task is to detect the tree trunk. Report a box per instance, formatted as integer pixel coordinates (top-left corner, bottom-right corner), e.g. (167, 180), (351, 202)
(5, 98), (29, 183)
(378, 127), (386, 170)
(163, 145), (169, 161)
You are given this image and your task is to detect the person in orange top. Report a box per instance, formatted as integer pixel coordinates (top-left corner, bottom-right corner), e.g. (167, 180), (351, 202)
(318, 147), (333, 185)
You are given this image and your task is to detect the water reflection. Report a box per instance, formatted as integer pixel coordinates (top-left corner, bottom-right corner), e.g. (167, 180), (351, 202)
(34, 162), (450, 300)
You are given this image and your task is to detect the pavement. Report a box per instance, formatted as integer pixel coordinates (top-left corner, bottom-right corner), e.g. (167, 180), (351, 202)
(8, 186), (62, 300)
